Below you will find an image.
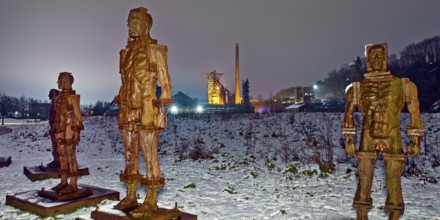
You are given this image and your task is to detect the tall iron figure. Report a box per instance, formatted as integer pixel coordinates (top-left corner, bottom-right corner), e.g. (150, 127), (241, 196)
(52, 72), (84, 195)
(114, 7), (175, 218)
(47, 88), (60, 168)
(342, 43), (424, 220)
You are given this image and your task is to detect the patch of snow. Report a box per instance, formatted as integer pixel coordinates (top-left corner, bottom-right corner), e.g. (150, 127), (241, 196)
(0, 113), (439, 219)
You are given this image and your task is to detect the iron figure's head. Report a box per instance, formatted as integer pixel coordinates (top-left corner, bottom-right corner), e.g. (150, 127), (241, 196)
(57, 72), (74, 90)
(365, 43), (388, 72)
(48, 89), (59, 100)
(128, 7), (154, 41)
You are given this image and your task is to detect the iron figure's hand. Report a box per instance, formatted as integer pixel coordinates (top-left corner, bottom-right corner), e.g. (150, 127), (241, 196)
(406, 136), (420, 156)
(156, 111), (167, 130)
(375, 140), (388, 152)
(345, 135), (356, 156)
(72, 131), (80, 144)
(56, 132), (63, 141)
(113, 95), (121, 105)
(153, 99), (173, 130)
(73, 123), (84, 131)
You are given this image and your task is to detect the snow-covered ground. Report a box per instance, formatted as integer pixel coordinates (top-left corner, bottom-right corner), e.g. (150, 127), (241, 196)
(0, 113), (439, 220)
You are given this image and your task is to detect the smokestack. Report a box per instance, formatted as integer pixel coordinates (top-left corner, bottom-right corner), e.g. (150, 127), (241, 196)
(235, 43), (241, 104)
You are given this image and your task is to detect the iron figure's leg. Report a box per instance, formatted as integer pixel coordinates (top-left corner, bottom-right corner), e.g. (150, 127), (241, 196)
(115, 123), (141, 211)
(52, 133), (68, 192)
(141, 130), (162, 181)
(354, 152), (377, 220)
(122, 128), (140, 175)
(47, 133), (60, 168)
(62, 141), (79, 194)
(70, 139), (78, 174)
(129, 184), (161, 218)
(130, 130), (163, 217)
(383, 153), (405, 220)
(121, 129), (129, 173)
(59, 128), (79, 195)
(114, 171), (142, 212)
(150, 131), (161, 180)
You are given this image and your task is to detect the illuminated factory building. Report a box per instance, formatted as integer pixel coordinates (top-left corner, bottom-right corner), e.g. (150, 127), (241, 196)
(204, 70), (229, 105)
(205, 43), (242, 105)
(203, 44), (253, 113)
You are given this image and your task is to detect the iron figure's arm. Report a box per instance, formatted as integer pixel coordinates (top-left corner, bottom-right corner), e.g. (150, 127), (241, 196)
(405, 80), (424, 156)
(342, 83), (357, 156)
(156, 45), (172, 100)
(115, 49), (128, 106)
(49, 95), (59, 134)
(70, 94), (83, 144)
(71, 95), (84, 131)
(154, 45), (172, 130)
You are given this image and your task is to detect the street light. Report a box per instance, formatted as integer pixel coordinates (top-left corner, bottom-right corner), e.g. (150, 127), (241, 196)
(312, 84), (320, 101)
(196, 105), (203, 113)
(170, 105), (178, 114)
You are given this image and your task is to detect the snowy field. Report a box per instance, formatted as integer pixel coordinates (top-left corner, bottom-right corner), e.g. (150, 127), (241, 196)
(0, 113), (439, 220)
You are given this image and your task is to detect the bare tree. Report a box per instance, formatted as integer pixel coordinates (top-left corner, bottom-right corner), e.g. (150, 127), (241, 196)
(0, 93), (14, 125)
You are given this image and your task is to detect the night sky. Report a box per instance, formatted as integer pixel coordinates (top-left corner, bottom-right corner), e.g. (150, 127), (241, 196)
(1, 0), (439, 105)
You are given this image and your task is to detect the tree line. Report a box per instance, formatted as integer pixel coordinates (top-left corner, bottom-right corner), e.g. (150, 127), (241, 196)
(315, 35), (440, 111)
(0, 93), (48, 125)
(0, 91), (114, 125)
(81, 100), (113, 116)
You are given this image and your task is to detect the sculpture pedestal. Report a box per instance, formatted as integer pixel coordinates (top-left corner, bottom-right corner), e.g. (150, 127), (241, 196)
(38, 186), (93, 201)
(0, 156), (11, 167)
(6, 184), (119, 218)
(91, 208), (197, 220)
(24, 165), (89, 181)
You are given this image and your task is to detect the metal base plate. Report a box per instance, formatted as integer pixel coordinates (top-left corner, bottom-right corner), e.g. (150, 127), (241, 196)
(23, 165), (90, 182)
(38, 186), (93, 201)
(91, 209), (197, 220)
(0, 156), (11, 167)
(6, 184), (119, 218)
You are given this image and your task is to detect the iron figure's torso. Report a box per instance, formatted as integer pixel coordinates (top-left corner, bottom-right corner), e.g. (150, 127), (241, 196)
(56, 91), (75, 132)
(357, 74), (405, 152)
(118, 39), (168, 128)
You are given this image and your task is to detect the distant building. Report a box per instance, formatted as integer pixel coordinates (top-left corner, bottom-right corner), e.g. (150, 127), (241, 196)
(204, 70), (234, 105)
(250, 86), (315, 113)
(28, 103), (50, 120)
(250, 99), (272, 113)
(201, 44), (254, 114)
(274, 86), (314, 104)
(104, 91), (201, 115)
(172, 91), (198, 113)
(285, 103), (306, 112)
(296, 86), (314, 104)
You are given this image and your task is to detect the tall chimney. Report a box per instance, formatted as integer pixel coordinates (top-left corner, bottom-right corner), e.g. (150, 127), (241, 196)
(235, 43), (241, 104)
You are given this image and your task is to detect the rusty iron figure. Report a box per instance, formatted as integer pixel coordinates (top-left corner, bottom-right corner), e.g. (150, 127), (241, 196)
(342, 43), (424, 220)
(51, 72), (85, 195)
(114, 7), (177, 218)
(47, 88), (60, 168)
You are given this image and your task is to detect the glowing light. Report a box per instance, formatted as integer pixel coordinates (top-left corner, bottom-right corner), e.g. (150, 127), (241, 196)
(196, 105), (204, 113)
(313, 84), (318, 90)
(170, 106), (178, 114)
